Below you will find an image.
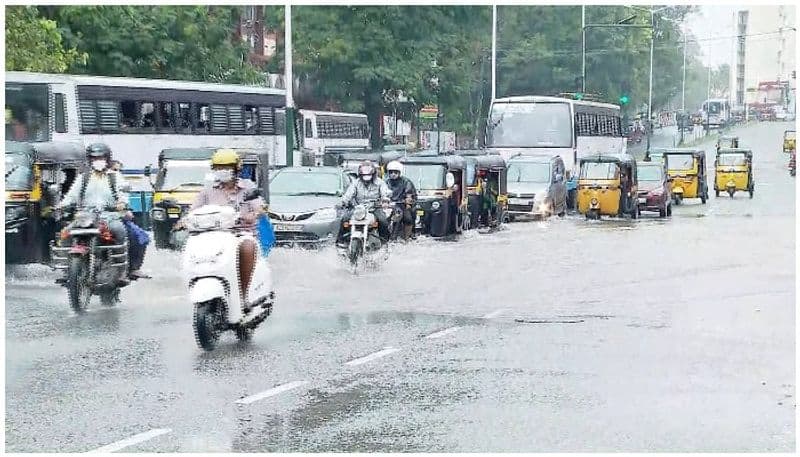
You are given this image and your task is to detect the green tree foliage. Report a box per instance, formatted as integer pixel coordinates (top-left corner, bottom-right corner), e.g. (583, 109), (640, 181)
(38, 6), (264, 84)
(5, 6), (86, 72)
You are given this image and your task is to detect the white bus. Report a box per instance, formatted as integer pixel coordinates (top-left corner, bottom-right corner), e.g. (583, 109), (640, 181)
(700, 98), (731, 129)
(5, 72), (287, 170)
(486, 95), (626, 207)
(298, 109), (370, 165)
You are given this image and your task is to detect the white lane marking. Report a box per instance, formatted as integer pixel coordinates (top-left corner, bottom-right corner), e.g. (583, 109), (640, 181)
(482, 309), (505, 319)
(425, 326), (463, 339)
(235, 380), (309, 405)
(344, 347), (400, 366)
(88, 428), (171, 453)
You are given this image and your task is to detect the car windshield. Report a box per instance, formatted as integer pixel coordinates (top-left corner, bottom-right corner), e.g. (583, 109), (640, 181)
(718, 154), (747, 166)
(158, 160), (210, 190)
(507, 162), (551, 183)
(580, 161), (618, 180)
(666, 154), (695, 170)
(488, 102), (573, 148)
(5, 153), (32, 190)
(403, 164), (446, 190)
(637, 165), (663, 182)
(271, 170), (341, 196)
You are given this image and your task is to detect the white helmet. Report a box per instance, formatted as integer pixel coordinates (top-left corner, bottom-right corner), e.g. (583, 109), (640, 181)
(386, 160), (403, 175)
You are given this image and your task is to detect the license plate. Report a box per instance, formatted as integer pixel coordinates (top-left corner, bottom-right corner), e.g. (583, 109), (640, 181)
(509, 198), (532, 205)
(416, 210), (424, 216)
(275, 224), (302, 232)
(638, 197), (646, 204)
(167, 208), (181, 214)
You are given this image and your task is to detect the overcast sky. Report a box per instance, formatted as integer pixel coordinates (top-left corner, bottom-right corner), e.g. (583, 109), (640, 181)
(683, 4), (739, 68)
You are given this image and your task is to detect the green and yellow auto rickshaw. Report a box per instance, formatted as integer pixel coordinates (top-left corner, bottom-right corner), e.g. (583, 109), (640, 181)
(400, 153), (469, 237)
(459, 150), (508, 229)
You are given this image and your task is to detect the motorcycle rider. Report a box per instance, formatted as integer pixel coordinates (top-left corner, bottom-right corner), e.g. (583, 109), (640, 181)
(57, 143), (129, 247)
(384, 160), (417, 240)
(336, 161), (392, 247)
(185, 149), (266, 304)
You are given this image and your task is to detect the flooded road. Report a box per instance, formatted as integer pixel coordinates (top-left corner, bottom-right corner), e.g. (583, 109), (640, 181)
(5, 122), (795, 452)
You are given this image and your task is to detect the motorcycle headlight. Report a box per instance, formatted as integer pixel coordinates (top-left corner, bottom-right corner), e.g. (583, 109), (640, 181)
(431, 201), (441, 210)
(353, 206), (367, 221)
(309, 207), (337, 222)
(152, 208), (166, 221)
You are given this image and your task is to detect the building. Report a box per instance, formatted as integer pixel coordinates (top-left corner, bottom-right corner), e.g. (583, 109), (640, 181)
(235, 6), (284, 88)
(732, 5), (796, 109)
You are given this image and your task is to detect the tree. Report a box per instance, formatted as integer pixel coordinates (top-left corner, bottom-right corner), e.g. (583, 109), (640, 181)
(5, 6), (85, 72)
(39, 6), (265, 84)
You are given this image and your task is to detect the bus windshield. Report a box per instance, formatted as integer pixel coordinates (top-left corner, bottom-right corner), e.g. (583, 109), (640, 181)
(488, 102), (572, 148)
(5, 83), (50, 142)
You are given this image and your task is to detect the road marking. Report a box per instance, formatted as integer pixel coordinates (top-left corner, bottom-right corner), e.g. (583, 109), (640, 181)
(89, 428), (171, 453)
(482, 309), (505, 319)
(235, 380), (309, 405)
(344, 347), (400, 366)
(425, 326), (463, 339)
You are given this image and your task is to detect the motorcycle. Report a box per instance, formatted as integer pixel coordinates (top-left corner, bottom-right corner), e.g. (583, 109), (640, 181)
(181, 191), (274, 351)
(340, 200), (393, 273)
(389, 197), (415, 241)
(51, 207), (130, 312)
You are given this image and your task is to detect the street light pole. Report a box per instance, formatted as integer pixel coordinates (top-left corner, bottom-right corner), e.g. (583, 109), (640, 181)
(581, 5), (586, 93)
(647, 7), (655, 152)
(682, 34), (687, 112)
(491, 4), (497, 101)
(284, 4), (294, 167)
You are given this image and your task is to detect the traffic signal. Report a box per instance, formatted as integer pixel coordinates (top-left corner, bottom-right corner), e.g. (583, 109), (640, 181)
(619, 95), (630, 105)
(574, 92), (584, 100)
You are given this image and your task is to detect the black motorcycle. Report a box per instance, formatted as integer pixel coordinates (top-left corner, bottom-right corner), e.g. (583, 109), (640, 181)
(51, 207), (130, 312)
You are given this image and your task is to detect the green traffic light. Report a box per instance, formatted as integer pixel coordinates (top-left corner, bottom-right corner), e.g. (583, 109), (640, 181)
(619, 95), (629, 105)
(574, 92), (584, 100)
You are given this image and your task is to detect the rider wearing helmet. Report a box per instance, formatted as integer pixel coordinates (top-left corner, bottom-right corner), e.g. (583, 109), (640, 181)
(58, 143), (129, 246)
(187, 149), (266, 303)
(337, 160), (392, 246)
(384, 160), (417, 240)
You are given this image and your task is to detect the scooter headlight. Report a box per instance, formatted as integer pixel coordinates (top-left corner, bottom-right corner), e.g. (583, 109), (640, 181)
(431, 201), (441, 210)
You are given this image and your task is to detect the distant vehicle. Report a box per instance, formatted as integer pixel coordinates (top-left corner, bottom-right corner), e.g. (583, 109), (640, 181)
(486, 95), (626, 210)
(267, 166), (351, 246)
(636, 161), (671, 218)
(299, 110), (370, 166)
(700, 99), (731, 129)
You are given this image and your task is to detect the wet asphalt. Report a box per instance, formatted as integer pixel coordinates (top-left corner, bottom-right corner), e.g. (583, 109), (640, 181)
(5, 121), (796, 452)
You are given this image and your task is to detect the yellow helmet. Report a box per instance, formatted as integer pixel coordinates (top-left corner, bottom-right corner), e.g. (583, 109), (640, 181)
(211, 148), (241, 169)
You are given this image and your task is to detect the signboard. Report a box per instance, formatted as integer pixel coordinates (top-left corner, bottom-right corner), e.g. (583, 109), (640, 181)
(419, 105), (438, 120)
(420, 131), (456, 152)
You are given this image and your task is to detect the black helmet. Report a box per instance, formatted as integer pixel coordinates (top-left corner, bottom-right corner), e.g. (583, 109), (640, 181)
(86, 143), (112, 160)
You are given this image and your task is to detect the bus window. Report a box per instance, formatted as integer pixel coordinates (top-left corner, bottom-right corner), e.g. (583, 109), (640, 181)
(5, 83), (49, 142)
(141, 102), (155, 129)
(195, 104), (210, 133)
(119, 100), (137, 130)
(157, 102), (175, 132)
(227, 105), (246, 134)
(178, 103), (191, 132)
(305, 118), (313, 138)
(54, 93), (67, 133)
(245, 105), (258, 134)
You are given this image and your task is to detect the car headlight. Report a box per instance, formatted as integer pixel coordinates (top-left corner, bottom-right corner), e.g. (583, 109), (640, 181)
(353, 206), (367, 220)
(431, 201), (441, 210)
(309, 207), (337, 222)
(151, 208), (166, 221)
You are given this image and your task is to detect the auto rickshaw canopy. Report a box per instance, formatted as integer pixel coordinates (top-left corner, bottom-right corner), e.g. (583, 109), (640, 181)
(717, 136), (739, 148)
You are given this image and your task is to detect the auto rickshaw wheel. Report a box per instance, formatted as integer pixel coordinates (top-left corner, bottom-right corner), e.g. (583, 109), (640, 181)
(727, 188), (735, 198)
(701, 193), (707, 204)
(749, 187), (754, 199)
(715, 190), (720, 197)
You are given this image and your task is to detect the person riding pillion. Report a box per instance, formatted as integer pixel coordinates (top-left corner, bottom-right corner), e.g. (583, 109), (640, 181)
(57, 143), (129, 251)
(337, 161), (392, 244)
(184, 149), (267, 304)
(384, 160), (417, 239)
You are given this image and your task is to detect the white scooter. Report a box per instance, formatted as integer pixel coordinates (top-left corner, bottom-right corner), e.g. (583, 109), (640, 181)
(181, 195), (274, 351)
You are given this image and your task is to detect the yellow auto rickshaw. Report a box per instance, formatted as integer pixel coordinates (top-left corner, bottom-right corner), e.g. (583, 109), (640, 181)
(664, 149), (708, 205)
(577, 153), (639, 220)
(716, 136), (739, 152)
(714, 148), (754, 198)
(783, 130), (796, 154)
(6, 141), (84, 264)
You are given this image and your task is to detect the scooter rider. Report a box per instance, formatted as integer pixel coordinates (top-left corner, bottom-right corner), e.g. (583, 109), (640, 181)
(384, 160), (417, 240)
(183, 149), (266, 303)
(336, 161), (392, 246)
(57, 143), (129, 250)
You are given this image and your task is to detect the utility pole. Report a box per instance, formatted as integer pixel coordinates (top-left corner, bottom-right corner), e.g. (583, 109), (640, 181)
(647, 6), (655, 153)
(491, 4), (497, 101)
(284, 4), (294, 167)
(581, 5), (586, 93)
(682, 34), (687, 112)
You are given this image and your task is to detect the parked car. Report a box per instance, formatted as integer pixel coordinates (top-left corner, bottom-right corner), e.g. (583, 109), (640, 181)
(267, 167), (352, 246)
(636, 161), (672, 218)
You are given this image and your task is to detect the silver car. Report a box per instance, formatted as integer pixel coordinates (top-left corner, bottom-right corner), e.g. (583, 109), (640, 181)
(506, 155), (568, 220)
(268, 167), (351, 246)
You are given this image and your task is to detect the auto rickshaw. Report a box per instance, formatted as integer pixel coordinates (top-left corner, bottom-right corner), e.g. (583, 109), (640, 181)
(6, 141), (85, 264)
(148, 147), (270, 250)
(577, 153), (639, 220)
(399, 154), (468, 237)
(663, 149), (708, 205)
(716, 136), (739, 152)
(714, 148), (754, 198)
(644, 148), (668, 163)
(459, 150), (508, 229)
(783, 130), (795, 153)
